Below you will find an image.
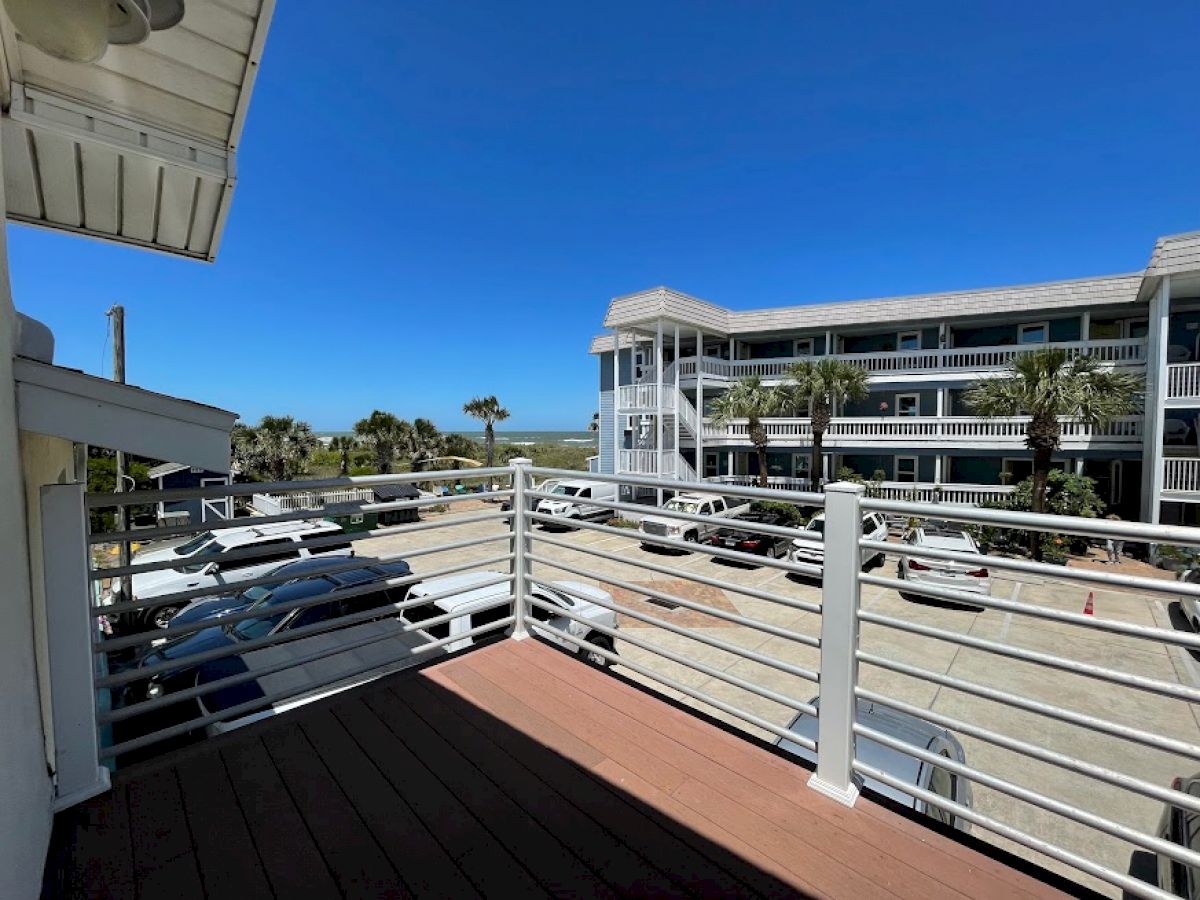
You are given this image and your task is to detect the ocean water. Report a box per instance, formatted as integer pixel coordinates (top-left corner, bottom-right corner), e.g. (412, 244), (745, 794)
(451, 431), (597, 447)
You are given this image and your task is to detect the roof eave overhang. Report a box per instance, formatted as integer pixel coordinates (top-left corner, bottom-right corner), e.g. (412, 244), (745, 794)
(14, 357), (237, 472)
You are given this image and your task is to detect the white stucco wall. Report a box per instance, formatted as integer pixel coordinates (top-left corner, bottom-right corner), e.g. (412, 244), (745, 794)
(0, 278), (54, 896)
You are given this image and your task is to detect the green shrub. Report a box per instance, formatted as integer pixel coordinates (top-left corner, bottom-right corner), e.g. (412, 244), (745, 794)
(751, 500), (816, 528)
(607, 517), (640, 529)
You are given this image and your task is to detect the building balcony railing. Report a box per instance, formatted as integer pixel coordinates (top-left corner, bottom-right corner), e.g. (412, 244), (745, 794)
(1163, 457), (1200, 500)
(697, 414), (1144, 449)
(705, 474), (1016, 506)
(1166, 363), (1200, 403)
(661, 337), (1146, 383)
(41, 464), (1200, 898)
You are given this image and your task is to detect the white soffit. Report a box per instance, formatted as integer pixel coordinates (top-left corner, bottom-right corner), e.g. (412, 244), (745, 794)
(14, 357), (236, 473)
(0, 0), (275, 261)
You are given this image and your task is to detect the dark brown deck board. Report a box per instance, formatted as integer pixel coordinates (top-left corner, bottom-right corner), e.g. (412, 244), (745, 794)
(220, 737), (342, 899)
(363, 684), (619, 898)
(298, 708), (478, 900)
(175, 753), (273, 900)
(432, 661), (799, 899)
(394, 675), (685, 897)
(46, 639), (1074, 900)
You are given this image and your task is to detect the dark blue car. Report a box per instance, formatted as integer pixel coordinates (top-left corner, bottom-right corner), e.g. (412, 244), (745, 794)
(121, 558), (412, 716)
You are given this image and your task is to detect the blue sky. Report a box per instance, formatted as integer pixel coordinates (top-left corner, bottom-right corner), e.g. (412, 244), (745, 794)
(10, 1), (1200, 431)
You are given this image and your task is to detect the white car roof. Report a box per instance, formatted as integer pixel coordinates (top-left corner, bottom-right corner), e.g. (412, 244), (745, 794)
(551, 478), (609, 490)
(408, 570), (510, 613)
(670, 492), (723, 503)
(217, 519), (339, 548)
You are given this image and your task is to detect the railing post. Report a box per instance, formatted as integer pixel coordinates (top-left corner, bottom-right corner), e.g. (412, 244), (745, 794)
(509, 458), (532, 640)
(42, 483), (111, 809)
(809, 480), (864, 807)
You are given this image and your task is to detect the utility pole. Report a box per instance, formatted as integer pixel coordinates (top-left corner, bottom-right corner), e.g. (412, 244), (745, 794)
(107, 305), (130, 593)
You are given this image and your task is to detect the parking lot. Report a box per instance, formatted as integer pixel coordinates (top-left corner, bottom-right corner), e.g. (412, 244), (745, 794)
(361, 503), (1200, 897)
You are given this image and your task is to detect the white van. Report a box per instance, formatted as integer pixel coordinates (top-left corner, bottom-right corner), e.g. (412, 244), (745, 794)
(535, 479), (618, 526)
(402, 571), (619, 666)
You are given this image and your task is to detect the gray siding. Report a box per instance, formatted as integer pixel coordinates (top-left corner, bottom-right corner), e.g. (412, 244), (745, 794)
(599, 389), (615, 474)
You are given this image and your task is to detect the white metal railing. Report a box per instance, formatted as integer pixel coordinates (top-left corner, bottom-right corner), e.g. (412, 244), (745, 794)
(617, 383), (660, 410)
(702, 476), (1014, 506)
(252, 486), (375, 516)
(703, 414), (1144, 447)
(674, 385), (699, 438)
(42, 461), (1200, 899)
(706, 473), (813, 491)
(1163, 457), (1200, 495)
(674, 339), (1146, 381)
(1167, 363), (1200, 401)
(619, 448), (661, 475)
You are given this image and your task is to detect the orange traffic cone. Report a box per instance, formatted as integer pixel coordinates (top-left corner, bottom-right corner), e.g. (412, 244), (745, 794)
(1083, 591), (1094, 616)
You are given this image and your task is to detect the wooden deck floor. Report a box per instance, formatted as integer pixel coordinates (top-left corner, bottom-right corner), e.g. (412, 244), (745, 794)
(45, 639), (1079, 899)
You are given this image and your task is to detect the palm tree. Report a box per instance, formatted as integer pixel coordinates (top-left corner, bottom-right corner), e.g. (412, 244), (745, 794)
(231, 415), (319, 482)
(353, 410), (407, 474)
(708, 376), (786, 488)
(407, 417), (444, 471)
(463, 396), (511, 466)
(329, 435), (357, 477)
(784, 359), (870, 489)
(588, 412), (600, 433)
(967, 349), (1142, 542)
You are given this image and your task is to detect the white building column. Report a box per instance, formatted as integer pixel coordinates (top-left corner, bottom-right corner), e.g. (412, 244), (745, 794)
(934, 454), (943, 484)
(612, 328), (622, 476)
(728, 449), (735, 477)
(824, 330), (832, 356)
(1141, 276), (1170, 525)
(656, 320), (664, 502)
(696, 327), (705, 477)
(1081, 311), (1091, 342)
(673, 322), (680, 478)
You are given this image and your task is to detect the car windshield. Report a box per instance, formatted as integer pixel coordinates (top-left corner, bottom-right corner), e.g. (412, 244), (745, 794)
(806, 518), (825, 536)
(228, 577), (334, 640)
(173, 531), (215, 556)
(664, 499), (700, 513)
(550, 485), (582, 497)
(239, 584), (273, 604)
(176, 540), (227, 573)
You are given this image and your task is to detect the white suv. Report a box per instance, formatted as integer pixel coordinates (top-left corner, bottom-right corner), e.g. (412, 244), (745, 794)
(789, 511), (888, 569)
(110, 520), (352, 629)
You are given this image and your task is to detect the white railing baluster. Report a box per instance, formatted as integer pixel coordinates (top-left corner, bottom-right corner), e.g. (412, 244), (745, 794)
(509, 457), (532, 640)
(809, 481), (864, 806)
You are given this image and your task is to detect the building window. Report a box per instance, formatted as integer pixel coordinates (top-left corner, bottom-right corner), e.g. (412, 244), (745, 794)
(1126, 319), (1149, 339)
(897, 331), (921, 351)
(793, 338), (814, 357)
(895, 394), (920, 417)
(895, 456), (918, 483)
(1018, 322), (1049, 344)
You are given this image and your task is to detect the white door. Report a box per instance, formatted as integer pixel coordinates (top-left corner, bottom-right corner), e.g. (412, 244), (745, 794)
(200, 477), (231, 522)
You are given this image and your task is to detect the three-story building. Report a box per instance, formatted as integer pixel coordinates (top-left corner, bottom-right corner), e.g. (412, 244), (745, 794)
(590, 230), (1200, 525)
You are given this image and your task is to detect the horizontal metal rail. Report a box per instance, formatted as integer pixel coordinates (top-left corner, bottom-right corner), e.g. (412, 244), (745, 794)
(530, 529), (822, 614)
(852, 762), (1174, 900)
(526, 595), (817, 718)
(855, 688), (1200, 818)
(861, 496), (1200, 547)
(92, 508), (513, 581)
(99, 618), (514, 759)
(527, 509), (824, 578)
(86, 467), (515, 508)
(857, 650), (1200, 761)
(860, 570), (1200, 651)
(859, 608), (1200, 703)
(95, 565), (513, 654)
(526, 616), (816, 750)
(526, 488), (825, 543)
(861, 536), (1200, 601)
(96, 556), (514, 687)
(854, 721), (1200, 871)
(527, 464), (826, 507)
(92, 489), (514, 545)
(95, 526), (513, 619)
(526, 551), (820, 648)
(101, 597), (515, 726)
(529, 577), (819, 684)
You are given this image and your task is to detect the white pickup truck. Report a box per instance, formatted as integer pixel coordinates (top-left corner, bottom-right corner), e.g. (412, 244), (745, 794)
(638, 492), (751, 547)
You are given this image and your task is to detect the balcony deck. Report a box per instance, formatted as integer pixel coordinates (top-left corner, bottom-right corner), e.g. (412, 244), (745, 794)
(45, 639), (1076, 899)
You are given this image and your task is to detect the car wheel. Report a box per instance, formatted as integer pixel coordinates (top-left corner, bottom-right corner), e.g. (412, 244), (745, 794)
(148, 604), (182, 630)
(582, 633), (615, 667)
(684, 531), (698, 545)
